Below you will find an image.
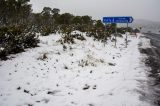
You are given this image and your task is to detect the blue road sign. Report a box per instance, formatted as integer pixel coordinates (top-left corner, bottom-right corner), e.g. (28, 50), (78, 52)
(103, 17), (133, 23)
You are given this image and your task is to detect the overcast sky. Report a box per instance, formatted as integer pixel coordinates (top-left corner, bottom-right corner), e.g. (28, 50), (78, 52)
(29, 0), (160, 22)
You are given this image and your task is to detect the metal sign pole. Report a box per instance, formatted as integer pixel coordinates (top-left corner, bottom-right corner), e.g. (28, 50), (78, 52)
(126, 23), (128, 48)
(115, 24), (117, 48)
(105, 23), (107, 31)
(104, 23), (107, 46)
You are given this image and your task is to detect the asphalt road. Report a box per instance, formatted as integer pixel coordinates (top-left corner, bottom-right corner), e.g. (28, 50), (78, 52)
(141, 33), (160, 106)
(144, 33), (160, 48)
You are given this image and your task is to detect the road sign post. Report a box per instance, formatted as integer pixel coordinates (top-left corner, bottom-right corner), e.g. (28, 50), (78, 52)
(115, 25), (117, 48)
(126, 23), (128, 48)
(103, 16), (133, 48)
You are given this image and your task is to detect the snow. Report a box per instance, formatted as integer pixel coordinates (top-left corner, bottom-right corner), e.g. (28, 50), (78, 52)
(0, 47), (4, 51)
(0, 33), (151, 106)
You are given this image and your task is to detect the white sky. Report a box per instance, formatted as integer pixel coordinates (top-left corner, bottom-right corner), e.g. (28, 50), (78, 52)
(29, 0), (160, 22)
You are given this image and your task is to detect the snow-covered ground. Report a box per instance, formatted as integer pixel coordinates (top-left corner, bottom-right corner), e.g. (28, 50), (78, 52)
(0, 33), (151, 106)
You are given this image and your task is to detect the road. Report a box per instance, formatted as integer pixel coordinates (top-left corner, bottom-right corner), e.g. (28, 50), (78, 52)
(141, 33), (160, 106)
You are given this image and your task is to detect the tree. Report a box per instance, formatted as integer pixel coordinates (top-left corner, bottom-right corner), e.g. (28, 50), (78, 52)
(41, 7), (52, 16)
(72, 16), (82, 25)
(0, 0), (7, 25)
(52, 8), (60, 26)
(52, 8), (60, 15)
(0, 0), (32, 26)
(57, 13), (74, 25)
(15, 0), (32, 24)
(31, 13), (43, 27)
(40, 7), (53, 26)
(95, 20), (104, 30)
(81, 15), (92, 25)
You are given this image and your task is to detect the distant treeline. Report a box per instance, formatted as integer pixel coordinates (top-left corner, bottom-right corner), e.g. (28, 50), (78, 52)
(0, 0), (134, 35)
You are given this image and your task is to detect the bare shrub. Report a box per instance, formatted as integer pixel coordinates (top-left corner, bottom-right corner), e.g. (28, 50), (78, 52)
(37, 53), (48, 60)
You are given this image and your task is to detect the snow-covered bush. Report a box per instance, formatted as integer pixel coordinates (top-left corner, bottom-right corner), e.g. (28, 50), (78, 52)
(86, 30), (109, 42)
(57, 35), (75, 44)
(0, 26), (39, 60)
(71, 34), (86, 41)
(40, 26), (56, 36)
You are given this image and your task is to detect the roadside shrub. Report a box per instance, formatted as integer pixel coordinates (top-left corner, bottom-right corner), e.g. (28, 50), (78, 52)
(71, 34), (86, 41)
(0, 26), (39, 60)
(74, 25), (86, 32)
(57, 35), (75, 44)
(41, 26), (55, 36)
(86, 29), (109, 42)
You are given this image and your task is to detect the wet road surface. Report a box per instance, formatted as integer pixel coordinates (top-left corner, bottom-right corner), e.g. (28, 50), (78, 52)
(141, 33), (160, 106)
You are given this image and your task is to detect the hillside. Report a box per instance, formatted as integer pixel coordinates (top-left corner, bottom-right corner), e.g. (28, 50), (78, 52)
(0, 32), (151, 106)
(131, 19), (160, 34)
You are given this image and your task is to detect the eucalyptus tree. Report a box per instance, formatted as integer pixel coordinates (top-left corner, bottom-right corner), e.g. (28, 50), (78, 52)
(0, 0), (7, 25)
(41, 7), (52, 26)
(0, 0), (32, 26)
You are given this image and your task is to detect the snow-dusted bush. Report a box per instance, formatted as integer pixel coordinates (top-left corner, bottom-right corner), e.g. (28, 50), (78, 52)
(0, 26), (39, 60)
(71, 34), (86, 41)
(57, 35), (75, 44)
(40, 26), (56, 36)
(78, 55), (105, 67)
